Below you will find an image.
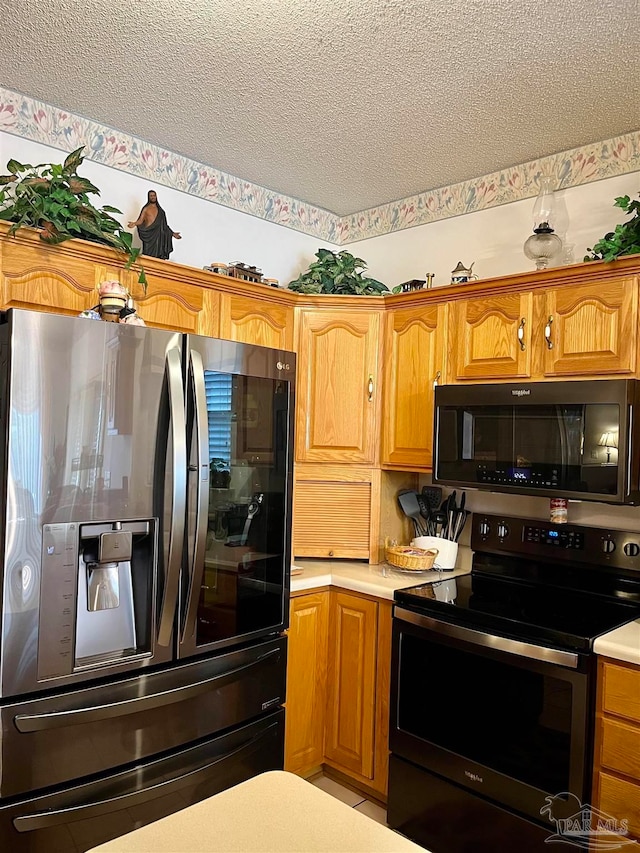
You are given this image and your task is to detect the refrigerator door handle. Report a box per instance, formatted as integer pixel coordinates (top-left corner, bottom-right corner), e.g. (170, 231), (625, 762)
(158, 346), (187, 647)
(14, 647), (281, 732)
(13, 722), (278, 832)
(182, 348), (209, 642)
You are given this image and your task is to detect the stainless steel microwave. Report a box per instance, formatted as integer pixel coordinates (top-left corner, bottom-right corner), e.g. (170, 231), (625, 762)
(433, 380), (640, 504)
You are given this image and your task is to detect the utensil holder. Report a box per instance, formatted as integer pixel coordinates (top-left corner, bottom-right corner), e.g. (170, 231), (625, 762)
(411, 536), (458, 570)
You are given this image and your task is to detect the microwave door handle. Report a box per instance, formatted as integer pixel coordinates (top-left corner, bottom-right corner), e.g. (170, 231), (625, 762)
(182, 349), (209, 643)
(157, 347), (187, 647)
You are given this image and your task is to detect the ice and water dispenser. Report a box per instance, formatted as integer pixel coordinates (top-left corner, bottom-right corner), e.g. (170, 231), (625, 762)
(38, 519), (157, 680)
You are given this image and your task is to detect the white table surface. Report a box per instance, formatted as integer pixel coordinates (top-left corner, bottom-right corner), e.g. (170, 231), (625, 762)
(88, 770), (425, 853)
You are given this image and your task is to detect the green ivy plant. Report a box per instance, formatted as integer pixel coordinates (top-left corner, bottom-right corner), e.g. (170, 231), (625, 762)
(0, 147), (146, 285)
(287, 248), (388, 295)
(584, 194), (640, 262)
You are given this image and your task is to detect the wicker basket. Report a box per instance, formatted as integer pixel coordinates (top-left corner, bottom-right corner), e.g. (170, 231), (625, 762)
(384, 538), (438, 571)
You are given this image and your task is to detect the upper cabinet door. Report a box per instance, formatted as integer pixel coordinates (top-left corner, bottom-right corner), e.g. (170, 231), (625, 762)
(381, 303), (446, 470)
(295, 310), (380, 464)
(451, 292), (534, 381)
(219, 293), (294, 351)
(541, 278), (638, 377)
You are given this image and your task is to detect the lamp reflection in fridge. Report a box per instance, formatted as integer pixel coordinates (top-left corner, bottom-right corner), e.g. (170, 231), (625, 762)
(0, 309), (295, 852)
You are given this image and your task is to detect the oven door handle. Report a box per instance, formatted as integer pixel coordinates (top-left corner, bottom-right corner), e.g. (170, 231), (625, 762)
(395, 607), (579, 669)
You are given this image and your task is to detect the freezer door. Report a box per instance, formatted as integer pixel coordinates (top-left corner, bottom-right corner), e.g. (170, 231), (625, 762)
(180, 336), (295, 658)
(0, 310), (183, 698)
(0, 635), (285, 799)
(1, 710), (284, 853)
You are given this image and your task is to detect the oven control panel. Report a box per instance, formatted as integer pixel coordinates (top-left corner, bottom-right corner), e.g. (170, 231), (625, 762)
(523, 525), (585, 549)
(471, 513), (640, 570)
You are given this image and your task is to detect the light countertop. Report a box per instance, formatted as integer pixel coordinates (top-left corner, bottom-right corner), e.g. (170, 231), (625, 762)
(292, 546), (472, 600)
(88, 770), (425, 853)
(293, 554), (640, 667)
(594, 619), (640, 666)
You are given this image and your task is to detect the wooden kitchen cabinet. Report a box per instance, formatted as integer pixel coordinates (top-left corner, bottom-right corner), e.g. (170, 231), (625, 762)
(292, 464), (417, 563)
(0, 223), (220, 335)
(284, 588), (392, 798)
(592, 658), (640, 843)
(449, 290), (534, 381)
(219, 292), (295, 351)
(134, 275), (217, 335)
(381, 302), (447, 471)
(284, 591), (329, 776)
(448, 277), (639, 383)
(536, 278), (638, 377)
(324, 590), (392, 796)
(294, 308), (381, 464)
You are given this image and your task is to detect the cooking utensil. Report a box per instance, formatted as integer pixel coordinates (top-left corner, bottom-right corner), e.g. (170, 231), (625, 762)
(432, 510), (446, 538)
(452, 493), (467, 541)
(397, 490), (426, 537)
(416, 493), (430, 519)
(421, 485), (442, 513)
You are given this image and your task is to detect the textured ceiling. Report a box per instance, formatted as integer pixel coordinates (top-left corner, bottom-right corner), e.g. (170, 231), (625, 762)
(1, 0), (640, 216)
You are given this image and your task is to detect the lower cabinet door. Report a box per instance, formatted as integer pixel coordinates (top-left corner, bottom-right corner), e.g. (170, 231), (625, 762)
(324, 591), (378, 781)
(597, 771), (640, 841)
(284, 592), (329, 775)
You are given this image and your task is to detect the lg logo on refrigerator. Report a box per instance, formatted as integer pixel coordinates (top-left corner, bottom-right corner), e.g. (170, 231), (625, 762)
(277, 361), (291, 371)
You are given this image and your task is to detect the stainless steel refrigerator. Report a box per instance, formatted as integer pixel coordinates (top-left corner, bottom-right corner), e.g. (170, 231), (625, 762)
(0, 309), (295, 852)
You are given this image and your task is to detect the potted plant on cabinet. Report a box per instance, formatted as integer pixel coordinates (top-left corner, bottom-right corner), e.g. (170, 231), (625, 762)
(287, 248), (388, 295)
(584, 193), (640, 262)
(0, 146), (146, 284)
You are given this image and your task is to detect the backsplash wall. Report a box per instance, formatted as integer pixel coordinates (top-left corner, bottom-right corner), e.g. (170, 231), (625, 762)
(420, 476), (640, 552)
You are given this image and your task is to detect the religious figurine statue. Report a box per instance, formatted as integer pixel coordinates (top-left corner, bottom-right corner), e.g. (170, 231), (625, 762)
(128, 190), (181, 259)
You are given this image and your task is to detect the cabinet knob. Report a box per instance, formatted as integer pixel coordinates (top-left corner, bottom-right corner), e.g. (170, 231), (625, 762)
(367, 375), (374, 403)
(544, 315), (554, 349)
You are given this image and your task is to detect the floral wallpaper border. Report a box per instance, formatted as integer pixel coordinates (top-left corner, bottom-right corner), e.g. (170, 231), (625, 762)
(339, 133), (640, 244)
(1, 86), (639, 245)
(0, 87), (341, 243)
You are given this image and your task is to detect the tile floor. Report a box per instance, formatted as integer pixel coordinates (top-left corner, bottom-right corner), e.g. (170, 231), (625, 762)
(310, 774), (388, 825)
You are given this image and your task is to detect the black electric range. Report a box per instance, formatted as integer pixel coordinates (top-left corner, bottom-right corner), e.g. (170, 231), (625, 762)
(394, 513), (640, 652)
(388, 513), (640, 853)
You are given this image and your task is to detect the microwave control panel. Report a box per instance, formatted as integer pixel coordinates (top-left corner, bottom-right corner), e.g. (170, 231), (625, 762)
(476, 465), (560, 489)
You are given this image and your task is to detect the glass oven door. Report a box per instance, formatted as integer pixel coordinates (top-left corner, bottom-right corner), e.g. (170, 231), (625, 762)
(390, 609), (592, 825)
